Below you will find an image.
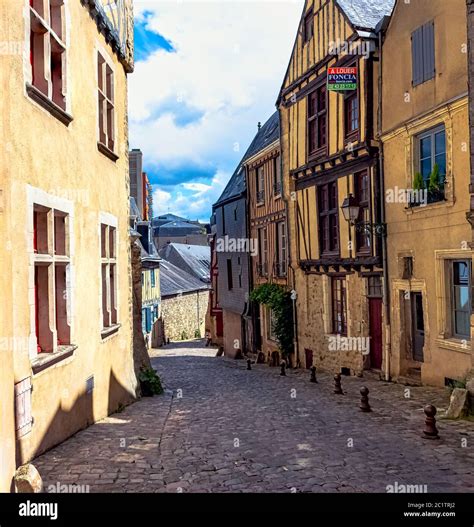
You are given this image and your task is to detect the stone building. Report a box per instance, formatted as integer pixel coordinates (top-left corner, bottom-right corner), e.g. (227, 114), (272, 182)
(160, 260), (210, 341)
(244, 112), (289, 363)
(277, 0), (395, 374)
(0, 0), (136, 491)
(381, 0), (473, 386)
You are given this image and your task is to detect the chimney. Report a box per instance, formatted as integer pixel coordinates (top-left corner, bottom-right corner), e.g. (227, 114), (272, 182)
(257, 122), (261, 131)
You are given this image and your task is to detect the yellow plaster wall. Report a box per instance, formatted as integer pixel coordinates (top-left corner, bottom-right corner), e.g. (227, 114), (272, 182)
(0, 0), (137, 485)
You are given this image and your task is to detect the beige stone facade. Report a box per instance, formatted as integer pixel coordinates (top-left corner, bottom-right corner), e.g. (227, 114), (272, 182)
(381, 0), (474, 386)
(161, 291), (209, 342)
(0, 0), (136, 490)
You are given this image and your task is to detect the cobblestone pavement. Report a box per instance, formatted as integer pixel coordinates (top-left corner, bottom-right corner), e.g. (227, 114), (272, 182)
(35, 340), (474, 493)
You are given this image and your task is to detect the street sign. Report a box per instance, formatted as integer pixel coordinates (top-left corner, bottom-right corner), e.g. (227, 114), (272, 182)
(327, 67), (357, 91)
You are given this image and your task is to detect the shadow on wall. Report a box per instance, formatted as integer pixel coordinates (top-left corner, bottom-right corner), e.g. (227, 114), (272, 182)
(14, 369), (135, 489)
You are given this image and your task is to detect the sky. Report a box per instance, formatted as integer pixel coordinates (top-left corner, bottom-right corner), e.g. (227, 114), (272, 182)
(129, 0), (304, 222)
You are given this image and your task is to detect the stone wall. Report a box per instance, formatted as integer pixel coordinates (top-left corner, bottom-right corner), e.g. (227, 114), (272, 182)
(162, 291), (209, 342)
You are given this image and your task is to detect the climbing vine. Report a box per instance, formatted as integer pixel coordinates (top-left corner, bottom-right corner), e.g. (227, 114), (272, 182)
(249, 283), (294, 358)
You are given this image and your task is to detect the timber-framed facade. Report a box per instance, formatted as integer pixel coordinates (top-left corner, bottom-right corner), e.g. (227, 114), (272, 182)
(277, 0), (395, 374)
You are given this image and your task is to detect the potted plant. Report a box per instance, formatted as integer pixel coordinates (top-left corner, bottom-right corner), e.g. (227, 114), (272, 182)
(138, 367), (164, 397)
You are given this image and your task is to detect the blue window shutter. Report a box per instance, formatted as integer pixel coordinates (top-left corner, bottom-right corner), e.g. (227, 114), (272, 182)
(145, 308), (152, 332)
(412, 26), (423, 86)
(142, 308), (147, 333)
(151, 269), (155, 288)
(422, 21), (435, 82)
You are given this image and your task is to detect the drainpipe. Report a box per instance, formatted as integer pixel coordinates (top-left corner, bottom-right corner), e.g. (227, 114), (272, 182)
(377, 20), (391, 381)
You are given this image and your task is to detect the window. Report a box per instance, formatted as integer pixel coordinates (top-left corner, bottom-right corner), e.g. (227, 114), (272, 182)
(367, 276), (383, 298)
(318, 182), (339, 256)
(257, 166), (265, 204)
(354, 170), (370, 253)
(412, 21), (435, 86)
(29, 0), (66, 110)
(308, 85), (327, 156)
(33, 205), (70, 353)
(276, 221), (287, 277)
(303, 11), (314, 43)
(151, 269), (156, 288)
(273, 156), (282, 196)
(98, 52), (115, 154)
(226, 259), (233, 290)
(257, 228), (268, 276)
(332, 277), (347, 335)
(101, 223), (118, 331)
(451, 260), (471, 339)
(416, 125), (446, 202)
(268, 308), (277, 340)
(344, 92), (359, 137)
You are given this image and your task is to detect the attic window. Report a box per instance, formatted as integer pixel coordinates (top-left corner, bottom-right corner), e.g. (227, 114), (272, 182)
(304, 12), (314, 43)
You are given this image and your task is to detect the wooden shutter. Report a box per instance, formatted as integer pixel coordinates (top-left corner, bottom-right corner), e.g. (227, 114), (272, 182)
(412, 26), (424, 86)
(422, 21), (435, 82)
(15, 377), (33, 438)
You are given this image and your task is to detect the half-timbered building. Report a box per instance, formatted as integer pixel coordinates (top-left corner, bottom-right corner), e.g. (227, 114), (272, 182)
(244, 112), (289, 363)
(277, 0), (395, 374)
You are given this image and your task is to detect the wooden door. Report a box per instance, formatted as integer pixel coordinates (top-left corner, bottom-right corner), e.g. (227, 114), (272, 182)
(369, 298), (383, 370)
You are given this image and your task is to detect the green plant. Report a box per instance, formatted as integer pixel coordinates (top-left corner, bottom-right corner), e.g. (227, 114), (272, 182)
(138, 367), (164, 396)
(194, 329), (201, 338)
(413, 172), (424, 191)
(250, 283), (294, 359)
(428, 163), (440, 192)
(181, 330), (188, 340)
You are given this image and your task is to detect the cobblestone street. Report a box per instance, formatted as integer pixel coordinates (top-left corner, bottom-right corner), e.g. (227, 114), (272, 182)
(35, 340), (474, 493)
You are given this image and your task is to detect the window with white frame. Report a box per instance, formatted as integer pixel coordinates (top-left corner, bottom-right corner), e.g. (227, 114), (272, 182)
(276, 221), (287, 277)
(29, 0), (66, 109)
(33, 204), (71, 352)
(100, 223), (118, 331)
(98, 52), (115, 153)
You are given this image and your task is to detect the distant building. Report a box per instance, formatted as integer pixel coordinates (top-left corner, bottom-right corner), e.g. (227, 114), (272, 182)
(160, 260), (210, 341)
(159, 242), (210, 283)
(152, 214), (209, 249)
(129, 149), (151, 220)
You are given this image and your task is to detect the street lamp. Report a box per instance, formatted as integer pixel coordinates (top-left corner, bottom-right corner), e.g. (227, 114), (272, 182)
(340, 193), (386, 237)
(340, 193), (360, 225)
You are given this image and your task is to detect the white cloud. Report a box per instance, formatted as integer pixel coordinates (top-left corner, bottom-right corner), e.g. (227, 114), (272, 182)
(130, 0), (303, 169)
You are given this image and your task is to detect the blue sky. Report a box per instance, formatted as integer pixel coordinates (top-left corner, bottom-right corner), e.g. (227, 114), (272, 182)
(129, 1), (303, 222)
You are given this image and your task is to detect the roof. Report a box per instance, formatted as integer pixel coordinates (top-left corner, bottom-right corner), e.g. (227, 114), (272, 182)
(214, 111), (280, 207)
(152, 213), (187, 227)
(159, 243), (210, 283)
(160, 260), (209, 297)
(336, 0), (395, 30)
(158, 220), (205, 236)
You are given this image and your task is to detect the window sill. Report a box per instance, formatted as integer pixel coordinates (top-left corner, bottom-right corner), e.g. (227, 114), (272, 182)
(97, 142), (119, 162)
(26, 84), (73, 127)
(308, 148), (327, 162)
(101, 323), (121, 340)
(435, 337), (471, 354)
(31, 345), (77, 375)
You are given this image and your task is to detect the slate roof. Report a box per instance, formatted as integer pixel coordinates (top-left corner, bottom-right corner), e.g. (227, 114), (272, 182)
(160, 260), (209, 297)
(158, 221), (205, 237)
(336, 0), (395, 30)
(159, 243), (211, 283)
(214, 111), (280, 207)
